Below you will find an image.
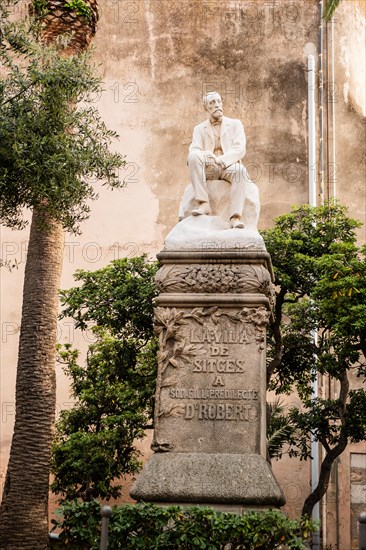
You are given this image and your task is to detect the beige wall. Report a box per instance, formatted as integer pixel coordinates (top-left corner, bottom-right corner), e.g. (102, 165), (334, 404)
(333, 0), (366, 241)
(1, 0), (365, 542)
(91, 0), (321, 231)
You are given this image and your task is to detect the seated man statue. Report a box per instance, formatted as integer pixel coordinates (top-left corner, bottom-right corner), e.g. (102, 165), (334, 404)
(182, 91), (259, 230)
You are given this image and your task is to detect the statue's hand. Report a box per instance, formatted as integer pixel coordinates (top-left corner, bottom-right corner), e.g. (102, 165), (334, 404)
(203, 151), (217, 163)
(215, 157), (226, 169)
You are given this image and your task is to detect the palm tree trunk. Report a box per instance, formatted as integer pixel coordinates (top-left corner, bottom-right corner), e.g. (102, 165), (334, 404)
(0, 3), (98, 546)
(0, 209), (64, 549)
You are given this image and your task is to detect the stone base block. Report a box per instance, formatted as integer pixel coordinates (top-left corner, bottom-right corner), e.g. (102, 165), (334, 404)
(130, 452), (285, 507)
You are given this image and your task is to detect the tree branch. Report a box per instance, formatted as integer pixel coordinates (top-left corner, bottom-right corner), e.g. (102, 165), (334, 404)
(302, 368), (349, 517)
(1, 80), (39, 106)
(267, 288), (286, 385)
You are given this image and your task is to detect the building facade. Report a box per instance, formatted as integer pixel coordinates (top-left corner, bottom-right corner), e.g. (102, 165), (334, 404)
(0, 1), (365, 548)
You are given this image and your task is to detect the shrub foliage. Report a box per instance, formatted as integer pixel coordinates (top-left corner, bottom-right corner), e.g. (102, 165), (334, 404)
(52, 500), (317, 550)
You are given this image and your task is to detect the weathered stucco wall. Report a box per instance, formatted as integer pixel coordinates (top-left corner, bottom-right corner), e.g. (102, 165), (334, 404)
(321, 5), (366, 548)
(90, 0), (319, 232)
(0, 0), (365, 539)
(333, 0), (366, 244)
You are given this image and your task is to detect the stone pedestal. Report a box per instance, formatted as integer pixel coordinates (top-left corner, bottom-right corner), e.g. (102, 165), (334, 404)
(131, 250), (285, 510)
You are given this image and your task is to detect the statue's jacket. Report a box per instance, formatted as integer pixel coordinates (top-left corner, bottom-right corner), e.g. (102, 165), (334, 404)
(188, 116), (246, 168)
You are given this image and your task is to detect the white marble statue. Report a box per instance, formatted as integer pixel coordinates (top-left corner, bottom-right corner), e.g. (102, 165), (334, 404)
(165, 92), (264, 251)
(182, 91), (260, 229)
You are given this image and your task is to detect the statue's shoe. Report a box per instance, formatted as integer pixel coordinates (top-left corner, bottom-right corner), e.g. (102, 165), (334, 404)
(192, 202), (211, 216)
(231, 217), (245, 229)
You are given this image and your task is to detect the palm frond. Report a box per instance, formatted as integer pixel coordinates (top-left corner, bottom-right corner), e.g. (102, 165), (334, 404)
(267, 424), (295, 459)
(323, 0), (341, 21)
(267, 399), (295, 459)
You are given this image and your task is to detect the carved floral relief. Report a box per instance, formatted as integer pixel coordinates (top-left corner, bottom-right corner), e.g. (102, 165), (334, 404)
(156, 264), (274, 301)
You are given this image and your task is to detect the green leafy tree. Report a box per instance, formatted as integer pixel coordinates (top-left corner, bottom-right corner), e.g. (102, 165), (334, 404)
(0, 1), (124, 547)
(262, 203), (366, 518)
(52, 204), (366, 524)
(51, 256), (158, 502)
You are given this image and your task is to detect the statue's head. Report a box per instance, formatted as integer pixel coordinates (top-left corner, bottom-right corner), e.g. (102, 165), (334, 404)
(203, 92), (223, 121)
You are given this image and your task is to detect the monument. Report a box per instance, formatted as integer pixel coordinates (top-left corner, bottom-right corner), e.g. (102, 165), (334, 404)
(131, 93), (285, 512)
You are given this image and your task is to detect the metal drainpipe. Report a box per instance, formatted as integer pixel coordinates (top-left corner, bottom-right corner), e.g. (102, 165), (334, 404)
(308, 55), (317, 206)
(310, 5), (338, 549)
(330, 13), (340, 548)
(308, 52), (320, 550)
(309, 2), (327, 548)
(335, 456), (340, 550)
(331, 15), (337, 198)
(310, 0), (327, 543)
(321, 5), (328, 541)
(325, 18), (330, 200)
(319, 0), (325, 204)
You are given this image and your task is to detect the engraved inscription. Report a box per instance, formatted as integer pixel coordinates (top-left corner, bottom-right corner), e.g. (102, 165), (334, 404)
(190, 326), (254, 344)
(170, 388), (258, 400)
(184, 403), (254, 421)
(154, 306), (268, 423)
(192, 358), (245, 373)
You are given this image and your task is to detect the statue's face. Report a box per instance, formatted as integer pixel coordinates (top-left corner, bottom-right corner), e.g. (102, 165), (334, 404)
(205, 94), (223, 120)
